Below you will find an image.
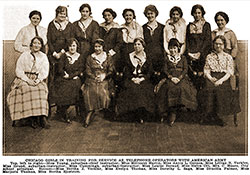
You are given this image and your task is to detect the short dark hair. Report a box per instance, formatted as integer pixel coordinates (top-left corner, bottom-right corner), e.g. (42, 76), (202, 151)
(94, 38), (105, 47)
(67, 38), (79, 48)
(30, 36), (45, 52)
(143, 4), (159, 17)
(79, 3), (92, 15)
(214, 11), (229, 24)
(122, 8), (136, 19)
(29, 10), (42, 20)
(213, 35), (227, 50)
(102, 8), (117, 19)
(191, 4), (206, 17)
(170, 6), (183, 18)
(168, 38), (182, 52)
(55, 6), (68, 17)
(134, 37), (146, 48)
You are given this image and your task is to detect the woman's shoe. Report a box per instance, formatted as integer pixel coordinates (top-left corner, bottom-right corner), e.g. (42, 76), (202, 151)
(168, 112), (176, 127)
(40, 116), (51, 129)
(83, 122), (89, 128)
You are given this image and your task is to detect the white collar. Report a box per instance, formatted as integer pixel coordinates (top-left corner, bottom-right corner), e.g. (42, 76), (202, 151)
(91, 52), (107, 66)
(168, 54), (181, 65)
(100, 21), (120, 31)
(53, 19), (69, 31)
(213, 27), (231, 35)
(129, 51), (146, 68)
(65, 52), (80, 64)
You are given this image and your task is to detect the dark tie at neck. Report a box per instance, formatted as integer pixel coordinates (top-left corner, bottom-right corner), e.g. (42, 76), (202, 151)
(35, 26), (39, 36)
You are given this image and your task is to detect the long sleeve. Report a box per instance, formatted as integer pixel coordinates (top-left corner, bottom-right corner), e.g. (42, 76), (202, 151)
(47, 22), (55, 54)
(91, 21), (100, 44)
(37, 53), (49, 81)
(229, 31), (238, 58)
(85, 56), (96, 80)
(201, 22), (212, 60)
(113, 29), (123, 54)
(15, 53), (31, 82)
(14, 28), (29, 53)
(178, 56), (188, 80)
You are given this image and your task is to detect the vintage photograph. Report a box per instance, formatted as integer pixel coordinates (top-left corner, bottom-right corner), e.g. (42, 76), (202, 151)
(1, 0), (248, 161)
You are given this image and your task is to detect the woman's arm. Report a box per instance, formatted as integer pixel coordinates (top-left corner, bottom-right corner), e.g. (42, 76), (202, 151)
(14, 27), (28, 53)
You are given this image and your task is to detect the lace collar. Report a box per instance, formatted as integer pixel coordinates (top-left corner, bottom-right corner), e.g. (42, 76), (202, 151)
(65, 52), (80, 64)
(213, 27), (232, 36)
(189, 18), (206, 34)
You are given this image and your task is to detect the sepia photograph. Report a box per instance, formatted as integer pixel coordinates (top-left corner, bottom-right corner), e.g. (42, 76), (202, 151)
(0, 0), (249, 174)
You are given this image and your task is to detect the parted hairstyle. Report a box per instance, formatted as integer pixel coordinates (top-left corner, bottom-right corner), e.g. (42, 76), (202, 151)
(170, 6), (183, 18)
(29, 10), (42, 20)
(122, 8), (136, 19)
(191, 4), (206, 17)
(134, 37), (146, 48)
(214, 11), (229, 24)
(79, 3), (92, 15)
(94, 38), (105, 47)
(213, 35), (227, 50)
(66, 38), (79, 49)
(55, 6), (68, 17)
(30, 36), (45, 52)
(143, 4), (159, 17)
(102, 8), (117, 19)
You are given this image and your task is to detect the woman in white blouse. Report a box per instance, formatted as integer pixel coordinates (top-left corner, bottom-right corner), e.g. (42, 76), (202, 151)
(7, 36), (50, 129)
(201, 35), (235, 126)
(14, 10), (47, 53)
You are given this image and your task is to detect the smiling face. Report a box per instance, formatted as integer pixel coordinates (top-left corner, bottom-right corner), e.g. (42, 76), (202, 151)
(216, 15), (227, 30)
(193, 8), (202, 21)
(30, 14), (41, 26)
(146, 10), (156, 22)
(171, 10), (181, 23)
(31, 38), (42, 52)
(68, 41), (77, 54)
(214, 38), (225, 53)
(103, 11), (114, 24)
(169, 46), (179, 56)
(124, 11), (134, 24)
(81, 7), (91, 20)
(94, 43), (103, 55)
(57, 10), (67, 22)
(134, 40), (144, 53)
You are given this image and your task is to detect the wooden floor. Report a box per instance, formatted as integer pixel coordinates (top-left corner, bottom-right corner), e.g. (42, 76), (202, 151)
(3, 104), (247, 156)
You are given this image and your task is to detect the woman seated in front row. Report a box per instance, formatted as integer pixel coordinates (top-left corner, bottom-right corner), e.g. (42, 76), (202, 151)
(7, 36), (50, 129)
(82, 39), (115, 128)
(116, 37), (155, 123)
(156, 38), (197, 126)
(200, 35), (235, 126)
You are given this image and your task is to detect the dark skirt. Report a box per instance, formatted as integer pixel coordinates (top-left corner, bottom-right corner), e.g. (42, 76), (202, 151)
(200, 72), (239, 116)
(54, 77), (81, 106)
(116, 79), (155, 115)
(157, 77), (197, 113)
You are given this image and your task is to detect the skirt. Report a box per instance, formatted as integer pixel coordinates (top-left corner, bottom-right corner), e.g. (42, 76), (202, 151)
(7, 78), (49, 121)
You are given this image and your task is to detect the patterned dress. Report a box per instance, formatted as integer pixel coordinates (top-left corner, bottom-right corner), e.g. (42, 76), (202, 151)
(7, 51), (49, 120)
(157, 54), (197, 113)
(53, 52), (84, 106)
(201, 52), (239, 115)
(83, 52), (114, 111)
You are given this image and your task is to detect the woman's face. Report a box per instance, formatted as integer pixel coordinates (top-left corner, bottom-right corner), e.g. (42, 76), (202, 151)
(94, 43), (103, 55)
(216, 15), (227, 30)
(30, 15), (41, 26)
(171, 10), (181, 23)
(169, 46), (179, 56)
(103, 11), (114, 24)
(31, 38), (42, 52)
(146, 10), (156, 22)
(57, 10), (67, 22)
(81, 7), (91, 20)
(124, 11), (134, 24)
(193, 8), (202, 21)
(69, 41), (77, 54)
(134, 40), (144, 53)
(214, 38), (224, 53)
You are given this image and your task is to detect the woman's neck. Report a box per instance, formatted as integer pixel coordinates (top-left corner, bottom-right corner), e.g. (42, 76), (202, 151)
(125, 21), (133, 27)
(135, 50), (144, 57)
(218, 26), (225, 31)
(148, 20), (156, 25)
(80, 17), (89, 22)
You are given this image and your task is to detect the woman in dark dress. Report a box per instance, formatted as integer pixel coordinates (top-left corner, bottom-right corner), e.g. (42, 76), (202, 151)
(54, 38), (84, 123)
(47, 6), (75, 103)
(142, 4), (165, 85)
(116, 38), (155, 123)
(99, 8), (123, 72)
(156, 38), (197, 126)
(200, 35), (235, 126)
(185, 4), (212, 91)
(73, 3), (99, 67)
(82, 39), (115, 128)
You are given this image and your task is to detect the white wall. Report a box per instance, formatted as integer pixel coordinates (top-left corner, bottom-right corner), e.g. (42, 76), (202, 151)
(1, 0), (250, 40)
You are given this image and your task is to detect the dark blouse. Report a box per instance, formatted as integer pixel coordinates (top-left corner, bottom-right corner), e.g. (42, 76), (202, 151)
(73, 20), (99, 58)
(185, 22), (212, 71)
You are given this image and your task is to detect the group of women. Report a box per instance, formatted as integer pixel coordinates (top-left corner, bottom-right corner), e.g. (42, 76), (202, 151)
(7, 3), (240, 129)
